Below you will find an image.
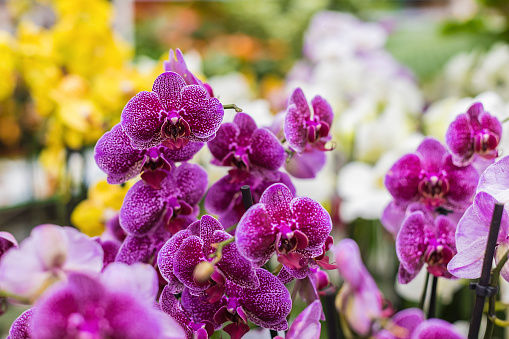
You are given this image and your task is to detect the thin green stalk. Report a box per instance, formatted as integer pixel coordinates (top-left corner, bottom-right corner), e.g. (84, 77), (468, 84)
(222, 104), (243, 112)
(484, 248), (509, 339)
(419, 272), (430, 310)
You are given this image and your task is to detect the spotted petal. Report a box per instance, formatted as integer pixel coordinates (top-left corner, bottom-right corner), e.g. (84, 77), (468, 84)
(250, 128), (285, 171)
(180, 85), (224, 139)
(292, 197), (332, 255)
(152, 71), (186, 112)
(173, 236), (211, 292)
(157, 229), (192, 293)
(445, 114), (474, 166)
(396, 211), (427, 277)
(385, 154), (421, 207)
(121, 91), (164, 149)
(260, 183), (293, 225)
(94, 124), (144, 185)
(311, 95), (333, 126)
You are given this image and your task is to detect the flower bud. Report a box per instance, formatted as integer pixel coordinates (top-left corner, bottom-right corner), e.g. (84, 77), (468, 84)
(193, 261), (215, 283)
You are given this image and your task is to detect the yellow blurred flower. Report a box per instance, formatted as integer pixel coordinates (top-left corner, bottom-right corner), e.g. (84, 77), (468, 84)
(71, 180), (134, 236)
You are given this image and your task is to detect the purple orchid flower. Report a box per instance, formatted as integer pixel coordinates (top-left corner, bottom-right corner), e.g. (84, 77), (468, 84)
(176, 268), (291, 339)
(275, 299), (322, 339)
(95, 123), (204, 189)
(476, 154), (509, 203)
(205, 169), (295, 228)
(27, 264), (185, 339)
(121, 71), (223, 150)
(207, 112), (285, 180)
(164, 48), (214, 97)
(0, 224), (103, 302)
(157, 215), (259, 298)
(445, 102), (502, 167)
(119, 162), (207, 236)
(385, 137), (478, 212)
(284, 145), (327, 179)
(334, 238), (383, 336)
(235, 183), (332, 279)
(396, 210), (457, 283)
(159, 286), (216, 339)
(283, 88), (334, 153)
(448, 191), (509, 281)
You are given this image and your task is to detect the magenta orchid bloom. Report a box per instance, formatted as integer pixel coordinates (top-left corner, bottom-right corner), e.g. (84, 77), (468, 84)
(121, 71), (223, 150)
(208, 112), (285, 180)
(157, 215), (259, 298)
(164, 48), (214, 97)
(396, 210), (457, 283)
(236, 183), (332, 279)
(385, 137), (478, 212)
(95, 123), (203, 189)
(448, 191), (509, 281)
(446, 102), (502, 167)
(23, 264), (185, 339)
(334, 238), (383, 336)
(284, 88), (334, 153)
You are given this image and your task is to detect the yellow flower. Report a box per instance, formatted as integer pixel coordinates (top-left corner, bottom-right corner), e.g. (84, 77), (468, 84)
(71, 180), (134, 236)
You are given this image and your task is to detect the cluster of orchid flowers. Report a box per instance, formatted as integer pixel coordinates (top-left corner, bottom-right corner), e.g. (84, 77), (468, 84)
(0, 48), (505, 339)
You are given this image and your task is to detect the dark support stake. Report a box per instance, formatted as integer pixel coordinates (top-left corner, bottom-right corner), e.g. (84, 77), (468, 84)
(428, 276), (438, 319)
(269, 329), (278, 338)
(323, 290), (341, 339)
(241, 185), (254, 210)
(468, 203), (504, 339)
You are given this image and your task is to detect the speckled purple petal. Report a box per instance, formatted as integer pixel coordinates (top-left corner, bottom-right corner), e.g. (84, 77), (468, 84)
(235, 268), (291, 330)
(284, 104), (308, 153)
(250, 128), (285, 171)
(213, 230), (259, 289)
(164, 49), (203, 87)
(207, 122), (239, 162)
(234, 113), (257, 140)
(152, 72), (185, 112)
(196, 215), (224, 255)
(164, 142), (204, 162)
(119, 180), (166, 236)
(260, 183), (293, 224)
(398, 264), (421, 284)
(94, 124), (144, 184)
(180, 85), (224, 139)
(441, 155), (478, 212)
(8, 308), (34, 339)
(292, 197), (332, 254)
(436, 215), (457, 251)
(396, 211), (427, 275)
(380, 201), (406, 237)
(415, 138), (447, 173)
(181, 288), (225, 330)
(411, 319), (465, 339)
(115, 228), (171, 265)
(285, 147), (326, 179)
(121, 91), (164, 149)
(235, 204), (276, 264)
(479, 111), (502, 138)
(385, 154), (421, 206)
(445, 114), (474, 166)
(204, 174), (243, 216)
(157, 229), (192, 293)
(173, 236), (210, 292)
(169, 162), (208, 206)
(285, 299), (321, 339)
(311, 95), (333, 126)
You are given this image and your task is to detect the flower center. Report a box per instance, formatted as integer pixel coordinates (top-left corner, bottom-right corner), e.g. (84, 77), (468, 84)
(224, 143), (250, 170)
(474, 130), (499, 158)
(160, 110), (191, 150)
(305, 118), (330, 144)
(425, 241), (454, 277)
(418, 171), (450, 207)
(140, 147), (172, 189)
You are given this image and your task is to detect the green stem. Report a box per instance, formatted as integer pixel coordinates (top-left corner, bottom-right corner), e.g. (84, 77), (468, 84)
(222, 104), (243, 112)
(484, 248), (509, 339)
(208, 237), (235, 263)
(502, 116), (509, 123)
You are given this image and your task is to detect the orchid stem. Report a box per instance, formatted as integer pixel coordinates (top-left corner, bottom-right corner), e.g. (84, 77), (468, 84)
(209, 237), (235, 262)
(428, 276), (438, 319)
(484, 248), (509, 339)
(419, 272), (430, 310)
(223, 104), (243, 112)
(469, 203), (504, 339)
(502, 116), (509, 123)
